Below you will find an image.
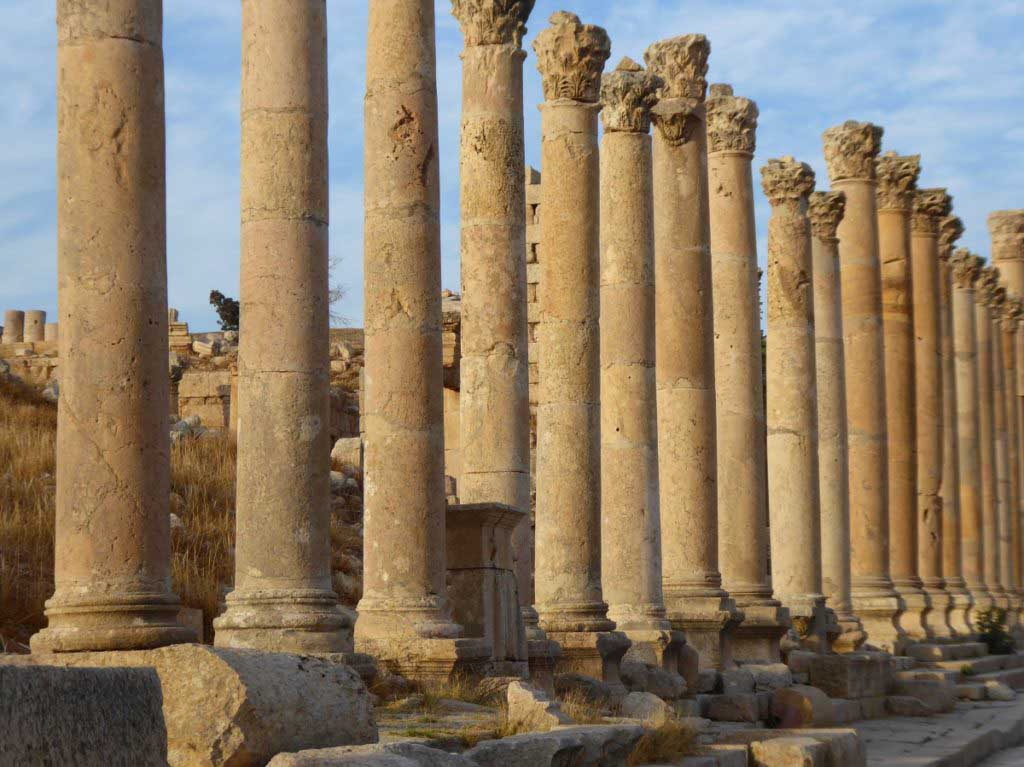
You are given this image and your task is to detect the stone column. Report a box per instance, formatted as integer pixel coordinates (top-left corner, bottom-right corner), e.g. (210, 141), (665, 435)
(708, 84), (790, 661)
(809, 190), (867, 652)
(356, 0), (490, 678)
(646, 34), (741, 669)
(822, 121), (903, 651)
(910, 188), (952, 638)
(3, 310), (24, 343)
(532, 12), (629, 688)
(598, 58), (685, 673)
(44, 323), (59, 343)
(761, 157), (830, 652)
(24, 310), (46, 342)
(992, 289), (1013, 611)
(950, 249), (986, 630)
(451, 0), (540, 662)
(1000, 298), (1023, 630)
(876, 152), (926, 644)
(32, 0), (194, 652)
(215, 0), (350, 653)
(938, 215), (971, 635)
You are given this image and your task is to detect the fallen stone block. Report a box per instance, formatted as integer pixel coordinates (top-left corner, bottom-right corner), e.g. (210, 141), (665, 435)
(269, 742), (474, 766)
(463, 725), (643, 767)
(699, 743), (748, 767)
(751, 737), (827, 766)
(706, 693), (760, 723)
(885, 695), (933, 717)
(696, 668), (720, 693)
(986, 680), (1017, 701)
(956, 682), (988, 700)
(506, 680), (572, 730)
(620, 661), (649, 692)
(0, 665), (167, 767)
(892, 678), (956, 713)
(717, 729), (864, 767)
(744, 662), (793, 692)
(770, 685), (835, 728)
(808, 652), (890, 699)
(619, 691), (675, 725)
(721, 668), (755, 694)
(646, 667), (687, 700)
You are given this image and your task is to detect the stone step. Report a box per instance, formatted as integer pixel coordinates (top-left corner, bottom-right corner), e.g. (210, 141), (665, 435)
(957, 683), (990, 701)
(929, 655), (1009, 675)
(907, 642), (989, 662)
(971, 667), (1024, 690)
(896, 668), (961, 683)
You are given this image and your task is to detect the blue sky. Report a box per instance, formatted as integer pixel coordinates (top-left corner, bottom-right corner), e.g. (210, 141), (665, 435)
(2, 1), (1022, 331)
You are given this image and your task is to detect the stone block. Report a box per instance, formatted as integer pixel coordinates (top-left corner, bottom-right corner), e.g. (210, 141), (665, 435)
(697, 668), (720, 693)
(721, 668), (755, 694)
(858, 696), (887, 719)
(786, 650), (817, 675)
(885, 695), (934, 716)
(332, 437), (363, 472)
(619, 691), (674, 725)
(717, 729), (864, 767)
(830, 698), (861, 724)
(555, 672), (613, 702)
(808, 652), (890, 699)
(986, 680), (1017, 701)
(706, 693), (760, 722)
(269, 742), (476, 766)
(672, 698), (702, 717)
(891, 679), (955, 713)
(771, 685), (835, 728)
(506, 680), (571, 729)
(178, 607), (204, 643)
(744, 662), (793, 691)
(463, 725), (643, 767)
(751, 737), (827, 767)
(700, 744), (749, 767)
(0, 665), (167, 766)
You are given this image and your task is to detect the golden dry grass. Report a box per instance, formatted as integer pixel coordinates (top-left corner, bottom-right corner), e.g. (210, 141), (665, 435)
(557, 688), (607, 724)
(626, 720), (698, 766)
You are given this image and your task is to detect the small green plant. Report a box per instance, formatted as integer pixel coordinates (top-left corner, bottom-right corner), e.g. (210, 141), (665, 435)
(976, 607), (1016, 655)
(960, 664), (975, 677)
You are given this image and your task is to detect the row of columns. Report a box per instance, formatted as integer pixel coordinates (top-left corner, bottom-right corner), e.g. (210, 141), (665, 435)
(2, 309), (55, 343)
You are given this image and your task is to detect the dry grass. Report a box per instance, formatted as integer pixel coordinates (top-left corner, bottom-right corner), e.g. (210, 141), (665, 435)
(557, 688), (607, 724)
(626, 720), (698, 766)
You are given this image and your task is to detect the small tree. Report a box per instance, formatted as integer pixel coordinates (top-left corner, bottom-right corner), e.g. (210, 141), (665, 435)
(209, 290), (239, 332)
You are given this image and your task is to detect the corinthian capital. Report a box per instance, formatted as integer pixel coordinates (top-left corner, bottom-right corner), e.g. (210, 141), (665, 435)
(532, 11), (611, 103)
(1004, 297), (1023, 329)
(600, 57), (661, 133)
(822, 120), (884, 183)
(939, 215), (964, 261)
(760, 156), (815, 205)
(644, 34), (710, 101)
(451, 0), (535, 46)
(874, 152), (920, 211)
(988, 210), (1024, 262)
(950, 249), (983, 289)
(808, 191), (846, 241)
(978, 265), (1003, 306)
(911, 188), (952, 236)
(706, 83), (758, 154)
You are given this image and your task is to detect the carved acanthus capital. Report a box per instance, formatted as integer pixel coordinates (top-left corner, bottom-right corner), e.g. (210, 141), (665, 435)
(911, 188), (952, 236)
(874, 152), (920, 211)
(1004, 297), (1023, 330)
(938, 216), (964, 261)
(822, 120), (884, 183)
(988, 209), (1024, 262)
(451, 0), (535, 47)
(532, 11), (611, 103)
(950, 249), (983, 289)
(760, 156), (815, 205)
(706, 83), (758, 154)
(808, 191), (847, 241)
(978, 265), (1003, 307)
(600, 57), (661, 133)
(644, 34), (710, 101)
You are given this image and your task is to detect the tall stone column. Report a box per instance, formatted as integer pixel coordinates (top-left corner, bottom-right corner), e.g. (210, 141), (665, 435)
(761, 157), (829, 652)
(938, 215), (971, 635)
(708, 84), (790, 661)
(822, 121), (903, 651)
(974, 266), (1001, 615)
(876, 152), (927, 643)
(646, 34), (742, 669)
(33, 0), (194, 652)
(2, 310), (24, 343)
(532, 12), (629, 688)
(451, 0), (540, 663)
(950, 249), (986, 630)
(599, 58), (685, 674)
(357, 0), (490, 678)
(1000, 298), (1024, 630)
(215, 0), (350, 653)
(910, 188), (952, 638)
(992, 289), (1013, 611)
(809, 191), (867, 652)
(24, 310), (46, 342)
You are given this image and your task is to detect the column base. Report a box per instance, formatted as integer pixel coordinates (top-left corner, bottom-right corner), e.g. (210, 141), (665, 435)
(355, 635), (493, 684)
(31, 591), (197, 653)
(921, 582), (955, 639)
(730, 601), (791, 663)
(1007, 592), (1024, 640)
(990, 586), (1012, 611)
(620, 627), (687, 674)
(665, 593), (743, 670)
(966, 584), (996, 628)
(945, 581), (975, 636)
(831, 612), (868, 654)
(780, 595), (829, 654)
(213, 588), (354, 654)
(850, 589), (905, 654)
(545, 629), (631, 695)
(527, 638), (562, 694)
(894, 581), (933, 643)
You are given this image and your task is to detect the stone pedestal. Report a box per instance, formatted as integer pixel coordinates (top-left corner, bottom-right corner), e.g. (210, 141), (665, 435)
(876, 153), (928, 645)
(24, 310), (46, 342)
(708, 84), (791, 662)
(646, 34), (742, 669)
(214, 0), (350, 654)
(531, 12), (628, 689)
(33, 0), (194, 652)
(822, 121), (903, 652)
(809, 191), (867, 653)
(3, 310), (24, 343)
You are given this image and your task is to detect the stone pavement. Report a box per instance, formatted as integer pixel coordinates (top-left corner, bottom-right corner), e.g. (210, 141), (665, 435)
(980, 744), (1024, 765)
(856, 697), (1024, 766)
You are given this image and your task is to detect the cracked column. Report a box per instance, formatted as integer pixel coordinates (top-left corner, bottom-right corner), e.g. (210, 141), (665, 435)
(32, 0), (194, 652)
(215, 0), (350, 653)
(992, 288), (1013, 612)
(708, 84), (790, 661)
(809, 190), (867, 652)
(3, 310), (24, 343)
(532, 12), (629, 688)
(822, 121), (903, 652)
(939, 215), (971, 635)
(599, 58), (685, 674)
(646, 34), (742, 669)
(761, 157), (830, 652)
(356, 0), (491, 678)
(950, 249), (986, 629)
(910, 188), (952, 638)
(451, 0), (541, 669)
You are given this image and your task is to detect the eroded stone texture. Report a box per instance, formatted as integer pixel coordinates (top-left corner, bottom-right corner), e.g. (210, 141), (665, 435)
(999, 298), (1023, 630)
(32, 0), (193, 652)
(822, 120), (903, 651)
(215, 0), (350, 654)
(452, 0), (537, 656)
(991, 291), (1014, 613)
(3, 310), (24, 343)
(910, 188), (952, 638)
(809, 190), (866, 652)
(709, 84), (789, 661)
(646, 34), (741, 669)
(762, 157), (828, 652)
(23, 309), (46, 342)
(44, 322), (59, 343)
(532, 12), (629, 686)
(876, 152), (926, 644)
(938, 215), (971, 635)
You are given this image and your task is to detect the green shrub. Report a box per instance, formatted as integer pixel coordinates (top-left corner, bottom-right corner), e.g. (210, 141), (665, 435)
(976, 607), (1016, 655)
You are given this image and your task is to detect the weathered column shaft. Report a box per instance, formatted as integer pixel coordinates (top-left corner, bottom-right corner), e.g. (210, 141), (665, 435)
(33, 0), (194, 652)
(3, 310), (24, 343)
(975, 267), (1000, 609)
(24, 310), (46, 342)
(823, 121), (902, 651)
(1003, 303), (1024, 609)
(993, 297), (1013, 605)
